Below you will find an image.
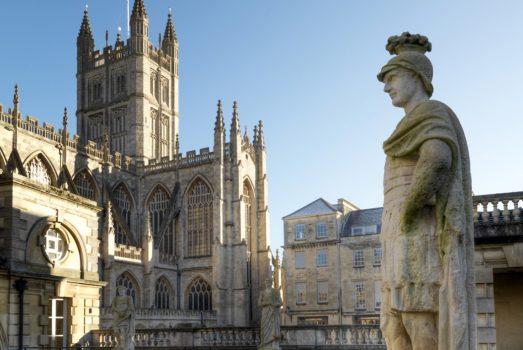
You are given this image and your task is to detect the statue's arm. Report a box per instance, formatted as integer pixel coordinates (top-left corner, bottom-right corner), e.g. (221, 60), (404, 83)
(401, 139), (452, 233)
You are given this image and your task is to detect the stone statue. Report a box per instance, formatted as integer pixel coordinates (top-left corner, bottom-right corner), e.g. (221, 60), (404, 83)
(111, 285), (135, 350)
(377, 32), (476, 350)
(258, 278), (282, 350)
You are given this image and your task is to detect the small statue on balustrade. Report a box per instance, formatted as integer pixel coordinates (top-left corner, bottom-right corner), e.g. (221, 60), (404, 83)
(112, 285), (135, 350)
(258, 277), (282, 350)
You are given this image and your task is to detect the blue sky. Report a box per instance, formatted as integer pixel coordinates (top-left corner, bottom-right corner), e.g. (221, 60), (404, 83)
(1, 1), (522, 252)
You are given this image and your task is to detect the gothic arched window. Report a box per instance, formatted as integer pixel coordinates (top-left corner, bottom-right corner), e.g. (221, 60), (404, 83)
(25, 155), (52, 187)
(148, 186), (175, 261)
(187, 278), (212, 311)
(155, 277), (172, 309)
(74, 170), (96, 201)
(113, 184), (133, 245)
(116, 273), (138, 305)
(243, 180), (255, 247)
(187, 179), (213, 257)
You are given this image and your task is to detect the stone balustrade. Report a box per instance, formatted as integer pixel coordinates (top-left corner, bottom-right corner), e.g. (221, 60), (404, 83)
(90, 326), (258, 348)
(473, 191), (523, 226)
(200, 327), (259, 347)
(281, 324), (385, 348)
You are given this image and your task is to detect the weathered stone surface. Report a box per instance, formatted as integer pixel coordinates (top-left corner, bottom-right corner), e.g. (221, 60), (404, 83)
(378, 32), (476, 350)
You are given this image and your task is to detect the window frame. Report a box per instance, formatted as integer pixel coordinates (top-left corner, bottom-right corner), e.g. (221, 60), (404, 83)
(353, 250), (365, 268)
(316, 249), (328, 267)
(295, 223), (305, 241)
(295, 251), (305, 269)
(316, 221), (327, 238)
(317, 281), (328, 304)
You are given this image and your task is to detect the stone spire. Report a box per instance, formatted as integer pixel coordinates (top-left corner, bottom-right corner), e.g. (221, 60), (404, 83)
(256, 120), (265, 150)
(78, 5), (93, 40)
(131, 0), (147, 18)
(115, 26), (123, 47)
(12, 84), (19, 118)
(214, 100), (224, 133)
(62, 107), (68, 142)
(230, 101), (242, 162)
(253, 125), (259, 148)
(231, 101), (240, 134)
(77, 5), (94, 72)
(163, 12), (177, 44)
(130, 0), (149, 53)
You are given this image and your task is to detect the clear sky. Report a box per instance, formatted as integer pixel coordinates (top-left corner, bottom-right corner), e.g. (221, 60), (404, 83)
(1, 1), (522, 253)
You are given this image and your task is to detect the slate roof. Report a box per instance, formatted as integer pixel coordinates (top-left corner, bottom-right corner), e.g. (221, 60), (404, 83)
(341, 207), (383, 237)
(283, 198), (338, 219)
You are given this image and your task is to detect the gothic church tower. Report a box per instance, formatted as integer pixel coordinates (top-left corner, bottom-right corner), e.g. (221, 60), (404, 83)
(76, 0), (179, 164)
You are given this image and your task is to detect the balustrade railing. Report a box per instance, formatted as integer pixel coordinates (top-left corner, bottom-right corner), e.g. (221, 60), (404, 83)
(473, 192), (523, 225)
(281, 324), (385, 348)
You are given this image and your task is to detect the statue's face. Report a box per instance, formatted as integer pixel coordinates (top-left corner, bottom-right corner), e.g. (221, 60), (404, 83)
(383, 68), (422, 108)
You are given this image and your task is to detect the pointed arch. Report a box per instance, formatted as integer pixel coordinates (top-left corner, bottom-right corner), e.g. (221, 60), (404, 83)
(73, 168), (99, 201)
(186, 277), (212, 311)
(155, 275), (174, 309)
(147, 184), (175, 262)
(23, 151), (58, 187)
(183, 174), (214, 199)
(112, 182), (135, 245)
(243, 177), (256, 248)
(185, 176), (213, 257)
(116, 271), (141, 307)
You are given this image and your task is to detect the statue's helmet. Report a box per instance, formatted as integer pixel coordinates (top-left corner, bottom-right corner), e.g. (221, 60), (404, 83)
(377, 32), (434, 97)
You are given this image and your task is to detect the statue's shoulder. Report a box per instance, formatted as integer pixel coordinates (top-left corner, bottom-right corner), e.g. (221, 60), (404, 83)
(415, 100), (452, 115)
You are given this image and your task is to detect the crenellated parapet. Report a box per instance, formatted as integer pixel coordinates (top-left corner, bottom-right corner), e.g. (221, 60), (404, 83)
(0, 103), (135, 172)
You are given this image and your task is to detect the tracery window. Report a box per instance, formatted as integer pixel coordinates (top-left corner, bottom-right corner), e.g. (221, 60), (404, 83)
(155, 278), (171, 309)
(114, 184), (133, 245)
(116, 273), (138, 305)
(74, 170), (96, 201)
(25, 155), (52, 186)
(149, 187), (175, 261)
(187, 179), (213, 257)
(187, 278), (212, 311)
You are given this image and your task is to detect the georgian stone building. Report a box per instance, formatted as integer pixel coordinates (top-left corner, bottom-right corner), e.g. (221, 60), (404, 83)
(281, 198), (382, 326)
(0, 1), (273, 348)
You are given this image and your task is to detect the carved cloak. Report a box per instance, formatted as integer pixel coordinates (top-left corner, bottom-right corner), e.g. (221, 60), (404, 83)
(382, 100), (476, 350)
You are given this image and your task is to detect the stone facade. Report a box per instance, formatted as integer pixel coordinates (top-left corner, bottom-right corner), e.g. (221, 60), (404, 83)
(282, 198), (382, 326)
(282, 194), (523, 350)
(0, 1), (273, 348)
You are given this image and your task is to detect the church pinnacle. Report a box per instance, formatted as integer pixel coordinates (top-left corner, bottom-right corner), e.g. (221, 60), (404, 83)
(131, 0), (147, 18)
(164, 12), (177, 43)
(231, 101), (240, 134)
(214, 100), (224, 133)
(78, 5), (93, 40)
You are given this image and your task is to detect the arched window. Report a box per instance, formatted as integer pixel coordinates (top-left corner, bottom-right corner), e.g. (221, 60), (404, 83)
(155, 277), (172, 309)
(187, 179), (213, 257)
(74, 170), (96, 201)
(25, 155), (52, 186)
(113, 184), (133, 245)
(187, 278), (212, 311)
(243, 180), (255, 248)
(116, 273), (138, 305)
(148, 186), (175, 262)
